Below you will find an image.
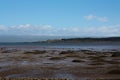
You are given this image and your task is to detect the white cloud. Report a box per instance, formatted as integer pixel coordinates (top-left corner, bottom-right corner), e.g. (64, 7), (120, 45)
(38, 25), (52, 30)
(84, 14), (108, 22)
(56, 25), (120, 37)
(0, 24), (120, 37)
(82, 25), (120, 36)
(0, 25), (9, 31)
(11, 24), (52, 31)
(97, 17), (108, 22)
(84, 14), (96, 20)
(11, 24), (32, 31)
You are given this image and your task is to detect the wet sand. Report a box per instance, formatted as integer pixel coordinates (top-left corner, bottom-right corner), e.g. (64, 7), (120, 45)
(0, 47), (120, 80)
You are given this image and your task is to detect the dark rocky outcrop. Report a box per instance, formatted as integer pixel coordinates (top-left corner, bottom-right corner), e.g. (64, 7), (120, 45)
(107, 69), (120, 74)
(110, 52), (120, 57)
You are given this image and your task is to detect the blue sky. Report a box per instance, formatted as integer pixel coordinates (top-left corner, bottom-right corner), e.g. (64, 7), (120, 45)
(0, 0), (120, 37)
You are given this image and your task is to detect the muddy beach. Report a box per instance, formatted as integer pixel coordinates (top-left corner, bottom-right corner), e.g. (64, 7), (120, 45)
(0, 47), (120, 80)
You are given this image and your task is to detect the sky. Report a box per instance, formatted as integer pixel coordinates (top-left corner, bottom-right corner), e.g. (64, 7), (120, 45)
(0, 0), (120, 40)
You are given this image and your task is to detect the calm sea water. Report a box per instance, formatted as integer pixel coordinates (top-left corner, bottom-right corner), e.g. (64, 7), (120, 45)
(0, 42), (120, 50)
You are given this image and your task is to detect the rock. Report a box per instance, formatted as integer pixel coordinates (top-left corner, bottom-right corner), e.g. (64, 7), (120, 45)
(72, 60), (84, 63)
(111, 52), (120, 57)
(59, 50), (75, 55)
(107, 69), (120, 74)
(49, 57), (65, 60)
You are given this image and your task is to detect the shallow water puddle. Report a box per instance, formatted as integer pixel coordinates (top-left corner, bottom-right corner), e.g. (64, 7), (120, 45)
(54, 73), (77, 79)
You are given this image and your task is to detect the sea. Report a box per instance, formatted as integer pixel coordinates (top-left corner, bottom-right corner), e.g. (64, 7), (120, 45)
(0, 42), (120, 51)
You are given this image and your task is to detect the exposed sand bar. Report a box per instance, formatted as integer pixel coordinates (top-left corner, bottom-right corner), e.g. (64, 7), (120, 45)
(0, 46), (120, 79)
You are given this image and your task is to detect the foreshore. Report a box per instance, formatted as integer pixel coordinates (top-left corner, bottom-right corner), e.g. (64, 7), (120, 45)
(0, 46), (120, 80)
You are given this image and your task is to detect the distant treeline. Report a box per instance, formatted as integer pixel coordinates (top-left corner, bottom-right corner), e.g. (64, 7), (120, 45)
(61, 37), (120, 42)
(40, 37), (120, 43)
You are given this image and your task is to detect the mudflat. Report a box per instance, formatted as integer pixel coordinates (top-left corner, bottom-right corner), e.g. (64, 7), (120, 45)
(0, 47), (120, 80)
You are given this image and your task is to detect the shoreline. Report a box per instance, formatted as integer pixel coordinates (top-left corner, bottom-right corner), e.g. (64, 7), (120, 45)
(0, 45), (120, 52)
